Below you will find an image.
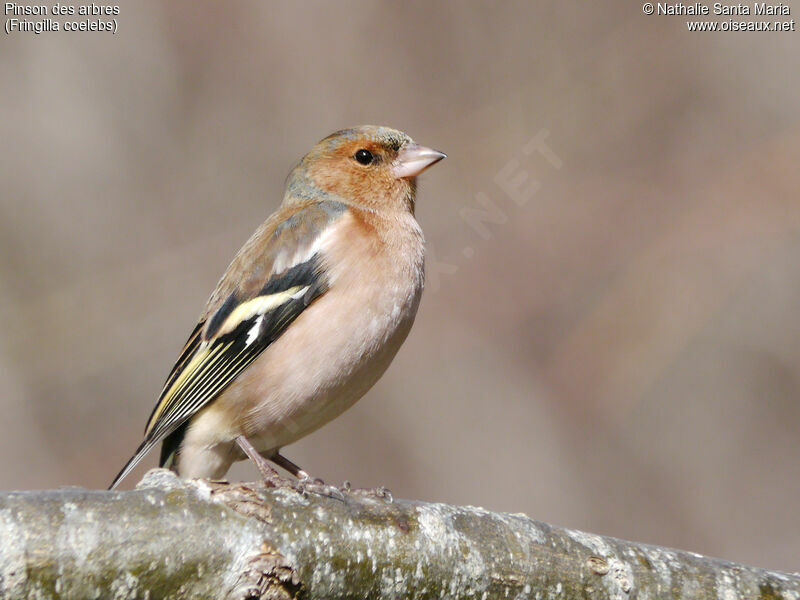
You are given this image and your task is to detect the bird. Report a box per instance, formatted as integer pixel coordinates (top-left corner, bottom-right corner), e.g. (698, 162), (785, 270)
(110, 125), (445, 490)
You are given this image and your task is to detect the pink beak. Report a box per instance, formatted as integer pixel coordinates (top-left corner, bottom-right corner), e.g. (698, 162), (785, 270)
(392, 143), (447, 179)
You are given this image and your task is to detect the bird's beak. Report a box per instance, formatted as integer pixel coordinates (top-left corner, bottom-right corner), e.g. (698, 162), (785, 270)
(392, 144), (447, 179)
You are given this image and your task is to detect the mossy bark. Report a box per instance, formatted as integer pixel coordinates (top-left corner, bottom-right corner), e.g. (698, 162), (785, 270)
(0, 469), (797, 599)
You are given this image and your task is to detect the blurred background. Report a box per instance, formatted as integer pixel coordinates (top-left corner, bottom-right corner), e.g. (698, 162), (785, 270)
(2, 1), (799, 572)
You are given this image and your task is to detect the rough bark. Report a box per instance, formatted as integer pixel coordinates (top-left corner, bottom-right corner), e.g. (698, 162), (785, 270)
(0, 469), (797, 599)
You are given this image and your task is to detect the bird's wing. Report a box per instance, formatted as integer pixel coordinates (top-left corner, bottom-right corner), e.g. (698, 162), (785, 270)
(109, 199), (348, 489)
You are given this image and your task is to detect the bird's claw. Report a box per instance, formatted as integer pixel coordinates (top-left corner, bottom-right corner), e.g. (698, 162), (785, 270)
(295, 476), (346, 501)
(338, 481), (393, 503)
(256, 471), (392, 503)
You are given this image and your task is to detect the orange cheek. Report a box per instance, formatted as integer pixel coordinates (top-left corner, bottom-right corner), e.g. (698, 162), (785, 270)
(308, 159), (368, 196)
(306, 158), (343, 193)
(307, 157), (409, 209)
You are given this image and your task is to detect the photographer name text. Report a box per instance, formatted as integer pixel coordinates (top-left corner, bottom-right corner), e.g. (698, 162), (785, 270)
(656, 2), (789, 15)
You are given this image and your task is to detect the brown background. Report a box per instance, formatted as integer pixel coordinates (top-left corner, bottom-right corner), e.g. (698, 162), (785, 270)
(2, 1), (799, 572)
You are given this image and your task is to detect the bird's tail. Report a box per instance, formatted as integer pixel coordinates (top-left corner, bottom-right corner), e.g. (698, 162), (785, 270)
(108, 438), (159, 490)
(158, 421), (188, 471)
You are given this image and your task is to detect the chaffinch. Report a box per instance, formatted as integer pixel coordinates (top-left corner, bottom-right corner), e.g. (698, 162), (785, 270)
(110, 126), (445, 489)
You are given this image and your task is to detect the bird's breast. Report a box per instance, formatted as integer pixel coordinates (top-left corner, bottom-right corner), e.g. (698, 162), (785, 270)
(209, 209), (425, 452)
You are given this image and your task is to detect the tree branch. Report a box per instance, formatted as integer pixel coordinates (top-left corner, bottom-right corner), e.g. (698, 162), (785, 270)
(0, 469), (797, 599)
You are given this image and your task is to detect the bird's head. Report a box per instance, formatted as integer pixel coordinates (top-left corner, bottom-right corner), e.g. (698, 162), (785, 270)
(286, 126), (445, 213)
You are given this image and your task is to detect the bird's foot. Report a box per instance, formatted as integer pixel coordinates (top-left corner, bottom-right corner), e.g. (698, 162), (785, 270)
(294, 476), (346, 501)
(236, 440), (386, 501)
(339, 480), (393, 503)
(258, 451), (341, 500)
(236, 436), (298, 491)
(251, 470), (344, 501)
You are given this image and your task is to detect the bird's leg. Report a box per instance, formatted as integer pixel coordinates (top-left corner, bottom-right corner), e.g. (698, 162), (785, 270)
(269, 452), (313, 481)
(235, 436), (289, 488)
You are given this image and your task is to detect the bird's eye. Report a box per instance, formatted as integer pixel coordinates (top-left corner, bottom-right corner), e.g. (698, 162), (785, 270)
(354, 149), (374, 165)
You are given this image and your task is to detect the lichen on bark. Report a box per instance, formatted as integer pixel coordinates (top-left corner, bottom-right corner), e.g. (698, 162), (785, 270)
(0, 469), (797, 600)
